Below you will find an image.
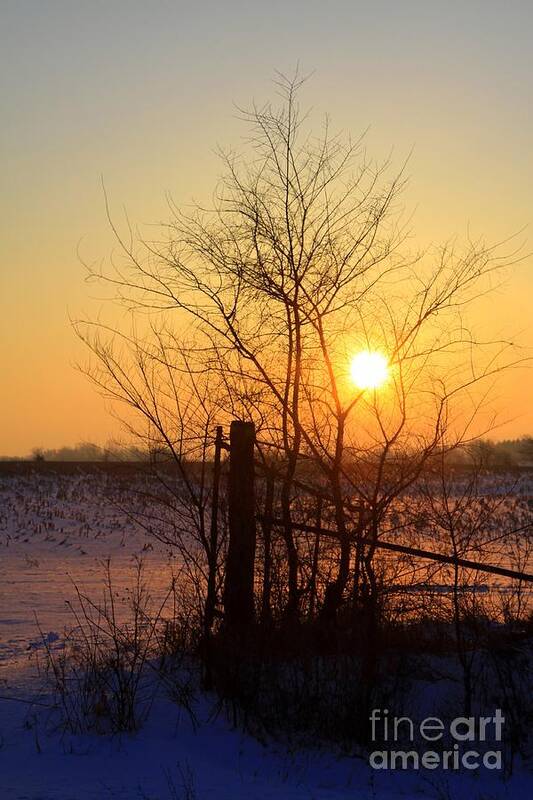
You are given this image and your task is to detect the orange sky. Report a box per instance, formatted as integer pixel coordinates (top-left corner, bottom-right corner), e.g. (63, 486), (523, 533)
(1, 1), (531, 456)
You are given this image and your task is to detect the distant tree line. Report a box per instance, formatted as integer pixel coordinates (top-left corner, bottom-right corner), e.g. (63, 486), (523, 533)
(25, 442), (149, 462)
(450, 436), (533, 468)
(0, 436), (526, 465)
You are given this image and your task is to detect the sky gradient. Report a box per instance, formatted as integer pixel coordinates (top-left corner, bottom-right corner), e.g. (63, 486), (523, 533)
(1, 0), (532, 455)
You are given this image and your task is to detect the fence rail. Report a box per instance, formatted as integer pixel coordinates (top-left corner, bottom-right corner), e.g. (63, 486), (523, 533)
(219, 421), (532, 629)
(261, 517), (533, 583)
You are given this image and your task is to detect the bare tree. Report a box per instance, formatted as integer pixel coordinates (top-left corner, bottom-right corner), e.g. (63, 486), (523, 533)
(77, 70), (524, 632)
(77, 325), (228, 655)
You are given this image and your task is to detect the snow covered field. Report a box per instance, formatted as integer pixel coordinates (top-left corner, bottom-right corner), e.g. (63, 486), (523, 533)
(0, 467), (175, 676)
(0, 466), (531, 799)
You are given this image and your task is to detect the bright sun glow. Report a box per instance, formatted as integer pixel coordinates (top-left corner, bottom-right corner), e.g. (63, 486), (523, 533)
(350, 350), (389, 390)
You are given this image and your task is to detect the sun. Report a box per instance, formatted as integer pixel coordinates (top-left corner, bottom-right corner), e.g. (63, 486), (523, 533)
(350, 350), (389, 390)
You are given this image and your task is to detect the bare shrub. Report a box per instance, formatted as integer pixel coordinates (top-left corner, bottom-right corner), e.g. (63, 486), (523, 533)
(36, 559), (195, 733)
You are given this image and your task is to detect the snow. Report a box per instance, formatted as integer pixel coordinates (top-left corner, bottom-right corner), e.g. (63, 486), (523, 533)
(0, 468), (531, 799)
(2, 662), (532, 800)
(0, 469), (175, 675)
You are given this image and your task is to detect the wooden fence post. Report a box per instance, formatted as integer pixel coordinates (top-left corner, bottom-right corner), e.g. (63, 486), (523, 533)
(204, 425), (223, 640)
(223, 420), (256, 632)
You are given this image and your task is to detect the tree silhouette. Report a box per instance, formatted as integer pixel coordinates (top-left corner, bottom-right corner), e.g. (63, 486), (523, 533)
(76, 71), (524, 632)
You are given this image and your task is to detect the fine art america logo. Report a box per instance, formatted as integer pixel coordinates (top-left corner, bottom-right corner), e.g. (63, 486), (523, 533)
(369, 709), (505, 770)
